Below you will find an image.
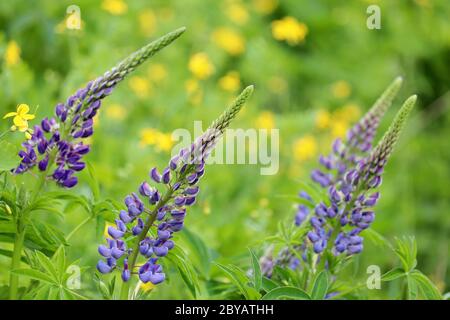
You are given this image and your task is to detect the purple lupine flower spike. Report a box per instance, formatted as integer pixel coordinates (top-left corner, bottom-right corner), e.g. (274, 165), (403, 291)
(266, 81), (415, 276)
(97, 86), (254, 287)
(12, 28), (186, 188)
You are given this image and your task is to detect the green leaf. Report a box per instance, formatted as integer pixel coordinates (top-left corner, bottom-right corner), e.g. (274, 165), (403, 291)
(85, 162), (100, 202)
(261, 286), (311, 300)
(261, 277), (279, 292)
(249, 249), (262, 291)
(0, 220), (15, 233)
(35, 251), (59, 282)
(181, 228), (211, 279)
(52, 246), (67, 282)
(0, 140), (20, 171)
(215, 263), (253, 300)
(11, 268), (55, 285)
(166, 246), (200, 299)
(381, 268), (405, 282)
(311, 271), (328, 300)
(393, 237), (417, 272)
(410, 270), (442, 300)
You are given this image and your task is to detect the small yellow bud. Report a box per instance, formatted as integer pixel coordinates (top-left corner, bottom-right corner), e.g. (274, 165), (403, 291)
(5, 204), (12, 215)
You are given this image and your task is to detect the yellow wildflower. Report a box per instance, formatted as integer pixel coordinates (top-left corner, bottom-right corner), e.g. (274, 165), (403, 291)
(203, 201), (211, 215)
(271, 17), (308, 45)
(102, 0), (127, 15)
(3, 104), (35, 133)
(267, 76), (288, 94)
(315, 109), (331, 130)
(341, 103), (361, 122)
(105, 104), (126, 120)
(331, 120), (348, 139)
(331, 80), (351, 99)
(226, 3), (249, 25)
(155, 133), (174, 152)
(139, 129), (173, 152)
(219, 71), (241, 92)
(252, 0), (278, 15)
(212, 28), (245, 56)
(140, 128), (159, 147)
(140, 281), (155, 292)
(129, 76), (152, 98)
(293, 135), (318, 161)
(188, 53), (214, 79)
(4, 41), (21, 66)
(139, 9), (157, 37)
(148, 63), (167, 83)
(104, 222), (115, 238)
(414, 0), (431, 7)
(256, 111), (275, 130)
(185, 78), (200, 94)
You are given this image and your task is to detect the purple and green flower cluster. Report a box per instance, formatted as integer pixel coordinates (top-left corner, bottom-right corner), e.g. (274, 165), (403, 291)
(97, 86), (254, 285)
(265, 78), (416, 276)
(13, 27), (186, 188)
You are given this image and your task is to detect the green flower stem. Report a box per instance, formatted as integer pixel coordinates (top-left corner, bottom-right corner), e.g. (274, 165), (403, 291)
(9, 149), (57, 299)
(8, 221), (25, 299)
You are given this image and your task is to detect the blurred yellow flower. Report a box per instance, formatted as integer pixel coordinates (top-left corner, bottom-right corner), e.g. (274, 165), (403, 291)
(252, 0), (278, 14)
(256, 111), (275, 130)
(185, 78), (200, 94)
(188, 52), (214, 80)
(268, 76), (288, 94)
(293, 135), (318, 161)
(185, 78), (204, 105)
(315, 109), (331, 130)
(271, 17), (308, 45)
(155, 133), (174, 152)
(102, 0), (127, 15)
(104, 222), (115, 238)
(105, 104), (126, 120)
(219, 71), (241, 92)
(331, 120), (348, 139)
(139, 9), (157, 36)
(55, 16), (84, 33)
(148, 63), (167, 82)
(140, 128), (159, 146)
(4, 41), (21, 66)
(3, 104), (35, 133)
(226, 3), (249, 25)
(203, 201), (211, 215)
(212, 28), (245, 56)
(140, 128), (174, 152)
(341, 103), (361, 122)
(331, 80), (351, 99)
(414, 0), (431, 7)
(140, 281), (155, 292)
(129, 76), (152, 98)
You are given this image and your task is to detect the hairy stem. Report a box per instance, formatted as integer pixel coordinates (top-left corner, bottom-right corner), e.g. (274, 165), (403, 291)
(8, 223), (25, 299)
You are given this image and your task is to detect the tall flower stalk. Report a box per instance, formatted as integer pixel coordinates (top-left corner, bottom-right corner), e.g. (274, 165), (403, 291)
(264, 78), (416, 278)
(95, 86), (254, 300)
(7, 28), (185, 300)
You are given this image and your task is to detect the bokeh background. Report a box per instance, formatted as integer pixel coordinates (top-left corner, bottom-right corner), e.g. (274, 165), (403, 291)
(0, 0), (449, 299)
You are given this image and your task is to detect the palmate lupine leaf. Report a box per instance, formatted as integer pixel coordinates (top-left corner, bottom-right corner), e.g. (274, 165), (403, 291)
(15, 27), (186, 188)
